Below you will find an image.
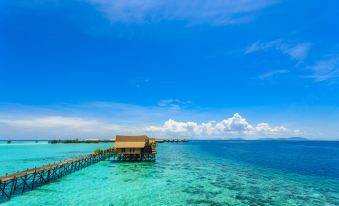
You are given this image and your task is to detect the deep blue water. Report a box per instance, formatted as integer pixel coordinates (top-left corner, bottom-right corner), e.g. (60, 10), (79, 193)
(200, 140), (339, 179)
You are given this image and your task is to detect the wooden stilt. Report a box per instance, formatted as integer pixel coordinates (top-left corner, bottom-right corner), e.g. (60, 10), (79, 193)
(31, 171), (36, 189)
(9, 178), (17, 199)
(1, 181), (9, 199)
(21, 175), (27, 193)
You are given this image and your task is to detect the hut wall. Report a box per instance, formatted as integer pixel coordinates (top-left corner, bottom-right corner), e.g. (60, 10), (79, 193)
(116, 148), (142, 154)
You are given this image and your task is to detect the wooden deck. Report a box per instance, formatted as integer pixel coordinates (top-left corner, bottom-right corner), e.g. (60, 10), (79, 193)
(156, 139), (189, 143)
(0, 152), (116, 202)
(48, 139), (115, 144)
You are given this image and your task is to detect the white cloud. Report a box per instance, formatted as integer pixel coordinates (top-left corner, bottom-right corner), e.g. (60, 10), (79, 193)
(245, 40), (311, 61)
(146, 113), (300, 139)
(0, 116), (120, 133)
(259, 69), (289, 79)
(306, 56), (339, 81)
(88, 0), (278, 25)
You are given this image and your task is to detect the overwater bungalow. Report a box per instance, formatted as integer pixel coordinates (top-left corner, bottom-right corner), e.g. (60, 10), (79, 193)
(115, 135), (156, 161)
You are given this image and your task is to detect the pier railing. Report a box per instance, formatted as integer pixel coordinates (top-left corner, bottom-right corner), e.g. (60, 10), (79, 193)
(0, 152), (116, 202)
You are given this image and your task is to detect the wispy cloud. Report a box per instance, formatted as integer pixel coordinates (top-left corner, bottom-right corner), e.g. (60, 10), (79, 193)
(88, 0), (279, 25)
(146, 113), (301, 139)
(305, 56), (339, 81)
(259, 69), (289, 80)
(0, 116), (113, 130)
(245, 40), (311, 61)
(0, 116), (121, 136)
(158, 99), (192, 112)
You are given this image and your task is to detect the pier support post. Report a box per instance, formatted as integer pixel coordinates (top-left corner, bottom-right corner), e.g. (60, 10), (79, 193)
(9, 178), (17, 199)
(31, 171), (36, 189)
(1, 181), (9, 199)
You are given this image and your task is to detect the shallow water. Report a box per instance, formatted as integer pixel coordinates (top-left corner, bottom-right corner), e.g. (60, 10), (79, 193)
(0, 141), (112, 175)
(1, 141), (338, 205)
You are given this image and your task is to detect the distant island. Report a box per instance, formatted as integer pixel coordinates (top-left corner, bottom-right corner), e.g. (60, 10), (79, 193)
(47, 138), (189, 144)
(219, 137), (309, 141)
(257, 137), (309, 141)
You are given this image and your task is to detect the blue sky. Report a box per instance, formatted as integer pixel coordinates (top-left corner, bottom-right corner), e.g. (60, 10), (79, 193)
(1, 0), (339, 140)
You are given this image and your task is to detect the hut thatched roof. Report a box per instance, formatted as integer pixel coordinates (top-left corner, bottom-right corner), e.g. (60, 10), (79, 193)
(115, 135), (148, 148)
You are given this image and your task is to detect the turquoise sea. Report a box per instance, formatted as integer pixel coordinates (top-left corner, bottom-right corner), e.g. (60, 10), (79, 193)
(0, 140), (338, 206)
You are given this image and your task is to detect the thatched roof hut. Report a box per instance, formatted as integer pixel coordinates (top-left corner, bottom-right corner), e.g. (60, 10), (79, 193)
(115, 135), (148, 149)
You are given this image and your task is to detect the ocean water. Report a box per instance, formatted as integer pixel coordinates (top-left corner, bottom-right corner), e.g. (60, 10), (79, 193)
(0, 141), (112, 175)
(0, 140), (338, 206)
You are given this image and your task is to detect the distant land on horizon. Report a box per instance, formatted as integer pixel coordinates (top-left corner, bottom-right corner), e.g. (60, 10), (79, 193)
(257, 137), (310, 141)
(189, 137), (310, 141)
(202, 137), (337, 141)
(2, 137), (339, 142)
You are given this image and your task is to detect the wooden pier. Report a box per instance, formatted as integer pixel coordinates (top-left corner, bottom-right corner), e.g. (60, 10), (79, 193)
(48, 139), (115, 144)
(0, 152), (115, 202)
(156, 139), (189, 143)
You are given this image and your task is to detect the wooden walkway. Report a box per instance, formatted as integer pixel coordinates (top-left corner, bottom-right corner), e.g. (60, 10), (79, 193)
(156, 139), (189, 143)
(0, 152), (116, 202)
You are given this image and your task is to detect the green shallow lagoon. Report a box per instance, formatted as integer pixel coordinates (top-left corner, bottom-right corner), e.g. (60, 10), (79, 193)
(1, 141), (338, 205)
(0, 141), (112, 175)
